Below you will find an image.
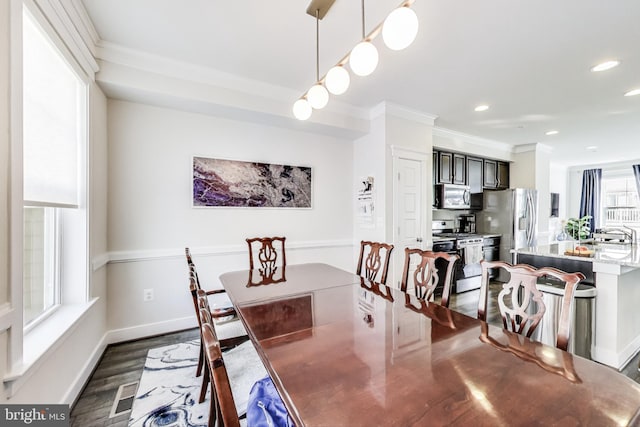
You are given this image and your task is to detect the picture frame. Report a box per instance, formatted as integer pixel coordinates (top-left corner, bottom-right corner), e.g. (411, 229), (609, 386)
(192, 156), (312, 208)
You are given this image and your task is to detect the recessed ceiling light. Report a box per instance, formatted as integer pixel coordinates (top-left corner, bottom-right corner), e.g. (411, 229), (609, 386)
(624, 88), (640, 97)
(545, 130), (559, 136)
(474, 105), (489, 112)
(586, 146), (598, 152)
(590, 60), (620, 72)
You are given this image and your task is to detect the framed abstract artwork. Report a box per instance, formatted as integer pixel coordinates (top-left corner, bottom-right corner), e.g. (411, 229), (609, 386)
(192, 156), (312, 208)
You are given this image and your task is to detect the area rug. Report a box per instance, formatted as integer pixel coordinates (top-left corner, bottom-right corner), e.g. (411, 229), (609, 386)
(128, 339), (207, 427)
(128, 335), (267, 427)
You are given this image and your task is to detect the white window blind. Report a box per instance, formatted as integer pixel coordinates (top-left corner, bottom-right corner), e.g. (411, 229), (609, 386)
(23, 12), (80, 208)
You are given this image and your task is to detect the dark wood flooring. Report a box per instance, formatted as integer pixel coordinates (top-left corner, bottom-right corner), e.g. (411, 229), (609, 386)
(70, 328), (199, 427)
(70, 284), (640, 426)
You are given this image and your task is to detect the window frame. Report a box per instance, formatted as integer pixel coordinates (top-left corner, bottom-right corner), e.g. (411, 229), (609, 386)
(20, 5), (89, 331)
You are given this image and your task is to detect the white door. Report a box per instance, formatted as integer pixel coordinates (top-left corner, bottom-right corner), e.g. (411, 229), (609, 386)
(393, 156), (425, 288)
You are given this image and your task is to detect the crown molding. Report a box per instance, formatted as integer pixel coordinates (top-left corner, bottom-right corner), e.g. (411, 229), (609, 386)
(370, 101), (437, 126)
(512, 142), (554, 154)
(432, 126), (513, 152)
(31, 0), (99, 76)
(68, 0), (100, 52)
(97, 41), (368, 119)
(97, 59), (370, 140)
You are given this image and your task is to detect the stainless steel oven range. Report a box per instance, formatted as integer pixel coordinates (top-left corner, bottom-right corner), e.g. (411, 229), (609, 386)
(431, 220), (501, 294)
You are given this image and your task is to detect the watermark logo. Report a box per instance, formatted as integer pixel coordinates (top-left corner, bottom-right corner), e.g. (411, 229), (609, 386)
(0, 405), (69, 426)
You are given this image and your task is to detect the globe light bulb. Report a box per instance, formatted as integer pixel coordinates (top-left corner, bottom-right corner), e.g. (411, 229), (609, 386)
(382, 7), (419, 51)
(292, 98), (312, 120)
(349, 41), (378, 76)
(325, 66), (350, 95)
(307, 84), (329, 109)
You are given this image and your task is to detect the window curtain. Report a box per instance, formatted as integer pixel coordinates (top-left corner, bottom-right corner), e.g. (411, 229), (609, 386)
(579, 168), (602, 235)
(633, 165), (640, 198)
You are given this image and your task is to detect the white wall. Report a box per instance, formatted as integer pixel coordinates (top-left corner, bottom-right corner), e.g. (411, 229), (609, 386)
(105, 100), (355, 337)
(353, 111), (386, 244)
(0, 0), (10, 389)
(549, 162), (568, 239)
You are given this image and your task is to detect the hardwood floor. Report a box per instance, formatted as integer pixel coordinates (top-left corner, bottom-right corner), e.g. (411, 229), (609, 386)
(71, 285), (640, 426)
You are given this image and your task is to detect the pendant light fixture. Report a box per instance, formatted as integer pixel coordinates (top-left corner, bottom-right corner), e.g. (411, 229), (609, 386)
(325, 65), (350, 95)
(382, 5), (419, 51)
(293, 0), (417, 121)
(306, 9), (329, 109)
(349, 0), (378, 77)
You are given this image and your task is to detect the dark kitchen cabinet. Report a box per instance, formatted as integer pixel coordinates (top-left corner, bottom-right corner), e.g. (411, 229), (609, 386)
(483, 160), (510, 190)
(437, 151), (453, 184)
(497, 161), (509, 189)
(435, 151), (466, 185)
(452, 153), (466, 185)
(467, 157), (483, 193)
(432, 152), (437, 184)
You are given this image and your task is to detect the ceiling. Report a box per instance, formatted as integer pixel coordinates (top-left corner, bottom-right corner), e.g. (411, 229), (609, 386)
(81, 0), (640, 166)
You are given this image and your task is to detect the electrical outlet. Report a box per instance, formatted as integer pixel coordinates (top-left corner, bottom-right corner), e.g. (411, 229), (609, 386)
(143, 288), (154, 302)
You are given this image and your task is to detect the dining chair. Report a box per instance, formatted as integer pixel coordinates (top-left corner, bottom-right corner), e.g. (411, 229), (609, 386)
(478, 260), (585, 351)
(200, 319), (242, 427)
(198, 301), (268, 427)
(186, 248), (247, 377)
(246, 236), (286, 277)
(400, 248), (459, 307)
(356, 240), (394, 285)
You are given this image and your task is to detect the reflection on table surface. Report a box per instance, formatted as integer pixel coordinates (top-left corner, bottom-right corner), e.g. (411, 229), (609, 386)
(220, 263), (640, 427)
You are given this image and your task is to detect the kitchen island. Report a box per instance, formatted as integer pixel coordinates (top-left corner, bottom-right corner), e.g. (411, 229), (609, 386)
(513, 241), (640, 370)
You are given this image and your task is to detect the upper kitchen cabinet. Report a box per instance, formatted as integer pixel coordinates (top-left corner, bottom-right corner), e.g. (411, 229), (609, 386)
(435, 151), (466, 185)
(483, 159), (510, 190)
(466, 157), (483, 193)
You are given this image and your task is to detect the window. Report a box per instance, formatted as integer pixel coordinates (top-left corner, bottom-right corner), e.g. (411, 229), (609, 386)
(23, 207), (58, 326)
(601, 173), (640, 233)
(22, 8), (87, 328)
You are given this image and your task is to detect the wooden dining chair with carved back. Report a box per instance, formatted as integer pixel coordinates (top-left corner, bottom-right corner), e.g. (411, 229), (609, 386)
(356, 241), (394, 285)
(186, 248), (246, 378)
(478, 260), (585, 351)
(246, 237), (286, 278)
(400, 248), (460, 307)
(200, 317), (242, 427)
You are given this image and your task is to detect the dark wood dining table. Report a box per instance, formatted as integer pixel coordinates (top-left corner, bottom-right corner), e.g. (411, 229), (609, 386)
(219, 263), (640, 426)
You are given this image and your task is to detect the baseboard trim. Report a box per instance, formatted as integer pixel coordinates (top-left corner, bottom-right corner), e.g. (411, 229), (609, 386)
(104, 316), (197, 345)
(64, 332), (108, 406)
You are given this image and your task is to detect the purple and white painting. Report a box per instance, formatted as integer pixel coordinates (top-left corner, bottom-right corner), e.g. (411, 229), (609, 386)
(193, 156), (312, 208)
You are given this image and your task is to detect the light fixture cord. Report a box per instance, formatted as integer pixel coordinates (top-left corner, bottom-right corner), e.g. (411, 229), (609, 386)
(361, 0), (365, 39)
(316, 9), (320, 82)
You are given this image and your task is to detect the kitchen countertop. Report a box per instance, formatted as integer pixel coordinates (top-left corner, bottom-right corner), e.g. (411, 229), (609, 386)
(513, 241), (640, 268)
(432, 233), (502, 243)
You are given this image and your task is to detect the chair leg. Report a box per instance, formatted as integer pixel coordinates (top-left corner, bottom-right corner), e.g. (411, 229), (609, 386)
(196, 342), (204, 377)
(208, 384), (216, 427)
(200, 363), (210, 404)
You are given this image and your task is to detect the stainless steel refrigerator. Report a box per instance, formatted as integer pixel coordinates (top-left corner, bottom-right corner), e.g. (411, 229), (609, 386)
(476, 188), (538, 273)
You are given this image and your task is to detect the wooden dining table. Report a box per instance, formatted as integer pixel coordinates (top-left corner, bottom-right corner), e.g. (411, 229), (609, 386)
(219, 263), (640, 426)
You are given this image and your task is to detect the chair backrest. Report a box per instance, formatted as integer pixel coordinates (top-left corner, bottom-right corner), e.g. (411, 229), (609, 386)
(201, 319), (241, 427)
(478, 260), (585, 351)
(356, 240), (394, 285)
(246, 237), (286, 273)
(185, 247), (194, 266)
(400, 248), (459, 307)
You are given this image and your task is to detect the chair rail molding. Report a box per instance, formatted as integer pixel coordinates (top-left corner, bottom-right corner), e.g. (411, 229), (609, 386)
(106, 239), (354, 264)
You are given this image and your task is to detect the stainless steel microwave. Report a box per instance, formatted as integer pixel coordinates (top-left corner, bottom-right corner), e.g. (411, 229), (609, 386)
(435, 184), (471, 209)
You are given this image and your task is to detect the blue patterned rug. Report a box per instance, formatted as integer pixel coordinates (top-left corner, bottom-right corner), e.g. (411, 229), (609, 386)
(128, 339), (208, 427)
(128, 337), (266, 427)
